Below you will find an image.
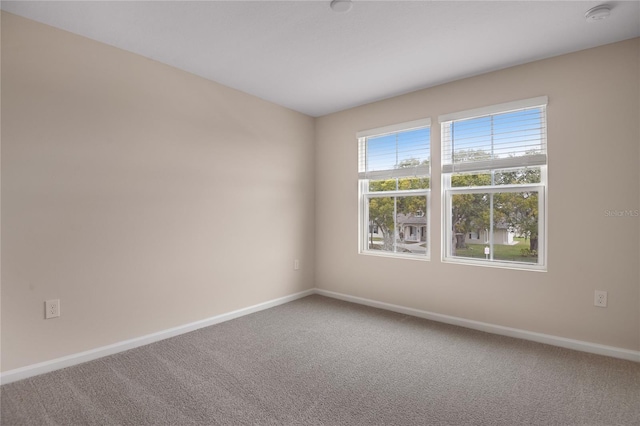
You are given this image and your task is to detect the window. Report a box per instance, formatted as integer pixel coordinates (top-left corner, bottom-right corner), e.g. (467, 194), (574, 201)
(358, 119), (431, 259)
(440, 97), (547, 270)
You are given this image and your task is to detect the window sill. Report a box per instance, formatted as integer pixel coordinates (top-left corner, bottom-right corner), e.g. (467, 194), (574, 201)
(442, 256), (546, 272)
(360, 250), (430, 262)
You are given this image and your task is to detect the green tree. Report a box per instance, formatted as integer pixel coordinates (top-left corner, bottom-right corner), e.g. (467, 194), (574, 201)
(368, 196), (395, 250)
(368, 163), (429, 251)
(450, 176), (491, 252)
(397, 158), (421, 168)
(397, 157), (430, 204)
(449, 149), (541, 255)
(494, 168), (540, 251)
(449, 150), (492, 252)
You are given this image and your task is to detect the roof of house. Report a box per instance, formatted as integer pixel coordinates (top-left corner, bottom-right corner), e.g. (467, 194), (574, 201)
(396, 214), (427, 226)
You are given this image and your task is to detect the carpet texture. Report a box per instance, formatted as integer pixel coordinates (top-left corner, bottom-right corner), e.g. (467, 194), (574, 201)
(1, 295), (639, 425)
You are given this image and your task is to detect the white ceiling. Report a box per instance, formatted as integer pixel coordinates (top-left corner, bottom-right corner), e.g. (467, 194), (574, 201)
(2, 1), (639, 117)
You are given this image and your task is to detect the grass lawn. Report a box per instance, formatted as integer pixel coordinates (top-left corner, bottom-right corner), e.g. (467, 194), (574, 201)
(455, 237), (537, 263)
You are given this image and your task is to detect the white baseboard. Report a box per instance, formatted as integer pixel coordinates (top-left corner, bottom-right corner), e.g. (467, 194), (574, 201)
(0, 289), (315, 385)
(3, 286), (637, 385)
(315, 289), (640, 363)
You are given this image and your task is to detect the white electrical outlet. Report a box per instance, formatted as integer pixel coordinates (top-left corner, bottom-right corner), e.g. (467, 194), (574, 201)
(294, 259), (300, 270)
(594, 290), (607, 308)
(45, 299), (60, 319)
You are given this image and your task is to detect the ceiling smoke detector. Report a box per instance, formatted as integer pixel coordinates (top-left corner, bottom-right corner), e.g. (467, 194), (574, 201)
(330, 0), (353, 14)
(585, 5), (611, 22)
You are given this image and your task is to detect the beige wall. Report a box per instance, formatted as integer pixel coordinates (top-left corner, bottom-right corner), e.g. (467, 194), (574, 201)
(1, 12), (315, 371)
(2, 11), (639, 374)
(316, 38), (640, 351)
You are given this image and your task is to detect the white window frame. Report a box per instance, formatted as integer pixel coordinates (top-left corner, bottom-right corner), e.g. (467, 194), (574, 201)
(439, 97), (548, 271)
(358, 118), (431, 260)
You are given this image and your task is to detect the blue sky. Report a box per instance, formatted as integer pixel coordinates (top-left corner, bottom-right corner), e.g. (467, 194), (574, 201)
(446, 107), (545, 161)
(364, 107), (544, 173)
(365, 127), (430, 172)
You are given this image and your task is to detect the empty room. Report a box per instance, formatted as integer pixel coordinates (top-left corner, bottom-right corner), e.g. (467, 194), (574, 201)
(1, 1), (639, 425)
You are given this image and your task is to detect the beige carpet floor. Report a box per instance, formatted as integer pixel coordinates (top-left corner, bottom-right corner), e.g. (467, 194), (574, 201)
(1, 295), (639, 425)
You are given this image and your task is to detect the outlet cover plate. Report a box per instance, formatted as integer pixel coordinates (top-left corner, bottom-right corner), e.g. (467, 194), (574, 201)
(594, 290), (607, 308)
(45, 299), (60, 319)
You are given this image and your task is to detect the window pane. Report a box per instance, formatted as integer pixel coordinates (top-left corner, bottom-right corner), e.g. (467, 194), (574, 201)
(450, 191), (539, 264)
(491, 109), (545, 157)
(399, 177), (430, 190)
(369, 177), (430, 192)
(451, 172), (492, 188)
(451, 167), (541, 188)
(444, 107), (545, 168)
(494, 168), (541, 185)
(396, 128), (430, 170)
(367, 196), (427, 256)
(397, 196), (427, 254)
(367, 197), (395, 251)
(450, 193), (490, 259)
(366, 134), (400, 173)
(369, 179), (399, 192)
(364, 127), (430, 176)
(493, 192), (539, 263)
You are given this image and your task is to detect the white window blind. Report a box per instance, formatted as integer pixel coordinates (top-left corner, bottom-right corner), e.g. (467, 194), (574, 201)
(440, 97), (547, 174)
(358, 118), (430, 180)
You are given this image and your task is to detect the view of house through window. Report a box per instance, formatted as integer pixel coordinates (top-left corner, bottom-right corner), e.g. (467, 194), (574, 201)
(358, 119), (431, 258)
(440, 97), (547, 269)
(357, 97), (547, 269)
